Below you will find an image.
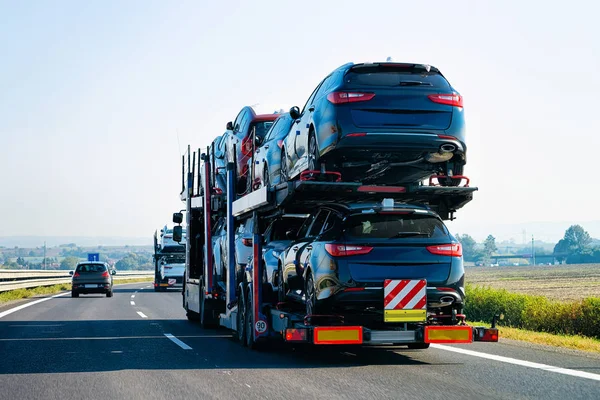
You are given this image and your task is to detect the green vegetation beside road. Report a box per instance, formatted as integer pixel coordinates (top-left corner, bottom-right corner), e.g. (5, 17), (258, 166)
(465, 284), (600, 339)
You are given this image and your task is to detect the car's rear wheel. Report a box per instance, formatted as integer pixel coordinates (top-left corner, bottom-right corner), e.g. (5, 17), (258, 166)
(305, 271), (318, 316)
(438, 162), (464, 187)
(71, 291), (79, 298)
(307, 133), (319, 172)
(277, 263), (286, 303)
(106, 290), (113, 298)
(280, 149), (288, 182)
(263, 165), (270, 188)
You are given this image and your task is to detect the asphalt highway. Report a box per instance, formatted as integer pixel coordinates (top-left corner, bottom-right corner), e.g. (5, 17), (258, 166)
(1, 282), (599, 400)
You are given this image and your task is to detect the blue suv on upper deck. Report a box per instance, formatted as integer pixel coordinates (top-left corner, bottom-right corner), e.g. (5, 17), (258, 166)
(280, 62), (467, 186)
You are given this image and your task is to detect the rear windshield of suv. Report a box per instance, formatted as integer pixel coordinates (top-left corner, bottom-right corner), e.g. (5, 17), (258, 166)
(76, 264), (107, 273)
(252, 121), (274, 139)
(346, 65), (450, 88)
(344, 213), (448, 239)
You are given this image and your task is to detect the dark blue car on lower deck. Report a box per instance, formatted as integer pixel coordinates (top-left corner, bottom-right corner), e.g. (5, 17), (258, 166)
(278, 202), (464, 325)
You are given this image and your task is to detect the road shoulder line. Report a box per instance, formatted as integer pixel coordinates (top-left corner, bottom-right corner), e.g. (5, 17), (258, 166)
(432, 344), (600, 382)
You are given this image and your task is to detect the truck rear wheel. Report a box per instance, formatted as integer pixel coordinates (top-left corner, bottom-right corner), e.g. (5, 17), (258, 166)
(236, 290), (247, 345)
(407, 343), (430, 350)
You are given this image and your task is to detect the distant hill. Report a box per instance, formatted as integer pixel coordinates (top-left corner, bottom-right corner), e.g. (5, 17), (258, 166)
(0, 236), (151, 248)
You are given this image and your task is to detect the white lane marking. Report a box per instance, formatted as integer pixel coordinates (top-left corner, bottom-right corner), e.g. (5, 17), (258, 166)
(0, 292), (69, 319)
(131, 295), (135, 298)
(164, 333), (192, 350)
(137, 311), (148, 318)
(245, 384), (251, 388)
(130, 301), (135, 306)
(432, 344), (600, 382)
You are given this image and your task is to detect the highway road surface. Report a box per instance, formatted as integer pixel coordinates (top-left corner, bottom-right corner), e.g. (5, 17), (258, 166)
(1, 282), (599, 400)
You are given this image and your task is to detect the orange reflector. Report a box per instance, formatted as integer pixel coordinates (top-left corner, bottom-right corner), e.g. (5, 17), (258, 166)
(285, 328), (308, 342)
(313, 326), (363, 345)
(424, 326), (473, 344)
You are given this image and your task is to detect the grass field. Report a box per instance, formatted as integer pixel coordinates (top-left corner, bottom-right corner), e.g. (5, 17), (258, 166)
(466, 264), (600, 301)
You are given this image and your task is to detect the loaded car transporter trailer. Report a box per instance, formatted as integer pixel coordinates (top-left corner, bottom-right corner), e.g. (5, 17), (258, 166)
(177, 145), (499, 349)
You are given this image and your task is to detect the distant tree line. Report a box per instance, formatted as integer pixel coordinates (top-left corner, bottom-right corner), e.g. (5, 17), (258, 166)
(553, 225), (600, 264)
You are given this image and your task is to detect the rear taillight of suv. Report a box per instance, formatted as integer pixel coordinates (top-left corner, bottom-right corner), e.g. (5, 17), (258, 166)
(73, 272), (80, 278)
(325, 244), (373, 257)
(327, 92), (375, 104)
(427, 243), (462, 257)
(101, 271), (110, 278)
(428, 94), (463, 108)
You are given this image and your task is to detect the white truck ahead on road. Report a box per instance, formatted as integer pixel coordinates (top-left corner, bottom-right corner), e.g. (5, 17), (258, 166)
(153, 226), (186, 292)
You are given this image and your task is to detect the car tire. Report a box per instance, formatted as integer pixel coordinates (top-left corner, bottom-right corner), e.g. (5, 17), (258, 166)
(236, 288), (247, 345)
(307, 132), (319, 172)
(277, 263), (286, 303)
(106, 290), (113, 298)
(438, 163), (464, 187)
(280, 149), (288, 182)
(263, 165), (270, 188)
(407, 343), (430, 350)
(71, 291), (79, 298)
(305, 271), (318, 316)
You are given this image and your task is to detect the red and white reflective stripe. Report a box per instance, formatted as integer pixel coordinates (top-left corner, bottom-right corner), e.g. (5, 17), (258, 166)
(383, 279), (426, 310)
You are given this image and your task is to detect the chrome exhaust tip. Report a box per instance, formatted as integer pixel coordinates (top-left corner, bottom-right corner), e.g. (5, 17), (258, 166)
(440, 143), (456, 153)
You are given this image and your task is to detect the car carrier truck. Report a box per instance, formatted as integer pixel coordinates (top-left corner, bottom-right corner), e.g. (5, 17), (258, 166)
(172, 145), (499, 349)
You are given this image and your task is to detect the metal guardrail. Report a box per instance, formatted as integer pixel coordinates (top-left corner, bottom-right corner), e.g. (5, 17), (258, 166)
(0, 270), (154, 292)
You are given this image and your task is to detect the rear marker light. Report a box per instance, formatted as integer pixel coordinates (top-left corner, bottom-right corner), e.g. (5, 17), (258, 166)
(346, 133), (367, 137)
(242, 238), (253, 247)
(327, 92), (375, 104)
(343, 287), (365, 292)
(325, 244), (373, 257)
(285, 328), (308, 342)
(427, 243), (462, 257)
(428, 94), (463, 108)
(437, 134), (457, 140)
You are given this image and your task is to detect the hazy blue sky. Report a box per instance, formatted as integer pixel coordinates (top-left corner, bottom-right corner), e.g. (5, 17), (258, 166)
(1, 0), (598, 242)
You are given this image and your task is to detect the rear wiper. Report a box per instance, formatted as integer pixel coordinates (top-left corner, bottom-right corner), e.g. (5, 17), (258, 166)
(399, 81), (432, 86)
(390, 232), (429, 238)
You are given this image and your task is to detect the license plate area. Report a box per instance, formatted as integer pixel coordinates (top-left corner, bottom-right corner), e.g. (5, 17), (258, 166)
(85, 284), (101, 288)
(384, 279), (427, 323)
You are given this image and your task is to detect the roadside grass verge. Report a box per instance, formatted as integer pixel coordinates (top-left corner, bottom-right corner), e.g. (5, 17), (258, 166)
(469, 320), (600, 354)
(0, 277), (153, 305)
(465, 284), (600, 340)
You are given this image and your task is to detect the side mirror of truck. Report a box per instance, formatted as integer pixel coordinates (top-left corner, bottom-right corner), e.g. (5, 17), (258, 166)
(226, 121), (234, 131)
(173, 212), (183, 224)
(173, 226), (183, 243)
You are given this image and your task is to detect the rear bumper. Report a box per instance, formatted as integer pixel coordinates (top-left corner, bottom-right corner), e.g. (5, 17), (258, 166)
(72, 283), (112, 293)
(317, 287), (463, 311)
(333, 132), (465, 155)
